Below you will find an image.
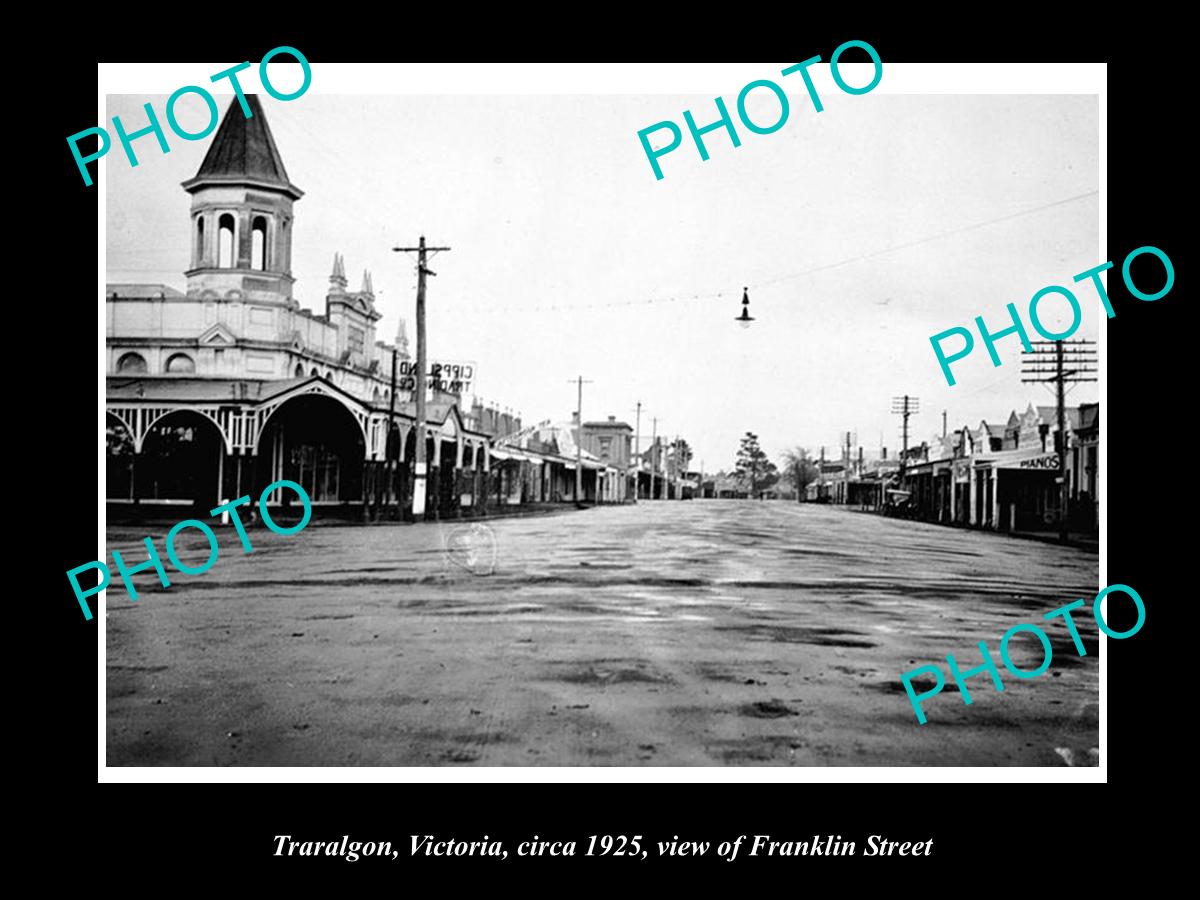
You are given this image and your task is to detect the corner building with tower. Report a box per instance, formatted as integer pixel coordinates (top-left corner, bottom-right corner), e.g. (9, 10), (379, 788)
(105, 95), (499, 521)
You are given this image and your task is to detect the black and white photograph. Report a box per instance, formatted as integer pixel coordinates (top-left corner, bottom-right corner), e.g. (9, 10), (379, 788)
(97, 63), (1103, 770)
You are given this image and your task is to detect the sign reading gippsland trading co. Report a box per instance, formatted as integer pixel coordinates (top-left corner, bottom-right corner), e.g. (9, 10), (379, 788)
(398, 360), (476, 394)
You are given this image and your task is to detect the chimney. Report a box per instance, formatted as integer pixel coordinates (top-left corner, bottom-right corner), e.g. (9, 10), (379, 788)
(882, 447), (887, 460)
(608, 415), (615, 422)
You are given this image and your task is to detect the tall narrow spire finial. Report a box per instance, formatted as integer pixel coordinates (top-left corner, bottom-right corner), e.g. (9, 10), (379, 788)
(396, 316), (409, 357)
(330, 253), (347, 290)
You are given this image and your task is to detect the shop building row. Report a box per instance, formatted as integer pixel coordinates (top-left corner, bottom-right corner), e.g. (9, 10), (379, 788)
(805, 402), (1099, 534)
(105, 94), (697, 523)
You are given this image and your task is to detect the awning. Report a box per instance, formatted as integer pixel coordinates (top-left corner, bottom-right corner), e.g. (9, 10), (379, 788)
(489, 447), (544, 465)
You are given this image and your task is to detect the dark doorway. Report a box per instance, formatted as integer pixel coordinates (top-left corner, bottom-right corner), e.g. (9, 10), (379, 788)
(139, 410), (225, 514)
(256, 395), (365, 511)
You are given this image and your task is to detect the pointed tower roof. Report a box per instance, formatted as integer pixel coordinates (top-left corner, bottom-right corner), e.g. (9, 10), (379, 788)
(329, 252), (347, 290)
(182, 95), (303, 199)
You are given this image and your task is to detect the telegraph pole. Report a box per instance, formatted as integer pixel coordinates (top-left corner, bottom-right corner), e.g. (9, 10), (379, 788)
(1021, 339), (1097, 543)
(674, 434), (681, 500)
(843, 431), (851, 504)
(568, 376), (593, 502)
(393, 236), (450, 522)
(891, 395), (920, 476)
(1057, 343), (1066, 541)
(386, 346), (398, 518)
(633, 401), (642, 502)
(650, 417), (659, 500)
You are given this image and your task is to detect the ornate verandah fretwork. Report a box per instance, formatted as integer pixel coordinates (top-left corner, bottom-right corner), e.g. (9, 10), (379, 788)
(107, 377), (492, 494)
(108, 404), (238, 455)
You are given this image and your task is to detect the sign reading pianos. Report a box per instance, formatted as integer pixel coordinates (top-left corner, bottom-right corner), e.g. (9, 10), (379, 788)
(975, 448), (1063, 471)
(1015, 452), (1060, 470)
(398, 360), (477, 395)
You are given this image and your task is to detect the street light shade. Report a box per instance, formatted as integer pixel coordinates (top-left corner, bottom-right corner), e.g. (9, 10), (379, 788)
(737, 286), (754, 327)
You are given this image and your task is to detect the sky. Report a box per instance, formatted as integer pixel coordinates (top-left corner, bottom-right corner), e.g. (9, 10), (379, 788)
(106, 90), (1099, 473)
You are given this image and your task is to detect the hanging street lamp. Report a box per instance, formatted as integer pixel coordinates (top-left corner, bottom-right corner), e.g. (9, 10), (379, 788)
(736, 286), (755, 328)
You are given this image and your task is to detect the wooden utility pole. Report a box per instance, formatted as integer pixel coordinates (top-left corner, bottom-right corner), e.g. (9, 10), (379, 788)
(386, 346), (397, 517)
(843, 431), (852, 505)
(393, 236), (450, 522)
(891, 395), (920, 475)
(673, 434), (680, 500)
(818, 445), (825, 499)
(568, 376), (593, 502)
(1021, 339), (1097, 542)
(650, 417), (659, 500)
(1056, 342), (1067, 541)
(633, 401), (642, 502)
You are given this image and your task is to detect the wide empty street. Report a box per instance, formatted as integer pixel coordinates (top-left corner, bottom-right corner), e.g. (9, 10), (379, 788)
(105, 500), (1100, 767)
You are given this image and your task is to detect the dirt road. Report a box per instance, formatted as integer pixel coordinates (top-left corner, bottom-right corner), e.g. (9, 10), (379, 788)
(105, 500), (1100, 766)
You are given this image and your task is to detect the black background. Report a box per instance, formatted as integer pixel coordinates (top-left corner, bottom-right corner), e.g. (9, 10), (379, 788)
(39, 12), (1180, 885)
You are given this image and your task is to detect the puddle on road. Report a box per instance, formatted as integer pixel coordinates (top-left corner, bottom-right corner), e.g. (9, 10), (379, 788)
(716, 624), (878, 648)
(740, 699), (800, 718)
(546, 660), (674, 686)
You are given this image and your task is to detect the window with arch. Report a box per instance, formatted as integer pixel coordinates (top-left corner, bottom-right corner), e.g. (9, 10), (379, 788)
(311, 367), (320, 377)
(116, 352), (148, 374)
(295, 363), (305, 377)
(196, 216), (205, 266)
(252, 216), (268, 270)
(165, 353), (195, 374)
(218, 213), (235, 268)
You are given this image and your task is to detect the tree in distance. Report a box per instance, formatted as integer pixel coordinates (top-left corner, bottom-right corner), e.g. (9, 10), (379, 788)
(781, 447), (821, 503)
(734, 432), (779, 500)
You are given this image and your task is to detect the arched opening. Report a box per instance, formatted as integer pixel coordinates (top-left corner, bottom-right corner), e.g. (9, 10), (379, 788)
(294, 363), (305, 377)
(438, 438), (458, 511)
(106, 415), (135, 500)
(139, 410), (225, 512)
(218, 213), (235, 268)
(251, 216), (268, 270)
(165, 353), (195, 374)
(256, 394), (365, 510)
(310, 367), (320, 377)
(195, 216), (205, 266)
(372, 387), (382, 404)
(116, 352), (148, 374)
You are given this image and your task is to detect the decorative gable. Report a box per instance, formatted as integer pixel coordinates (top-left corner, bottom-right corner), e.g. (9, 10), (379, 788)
(439, 406), (461, 437)
(199, 323), (237, 345)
